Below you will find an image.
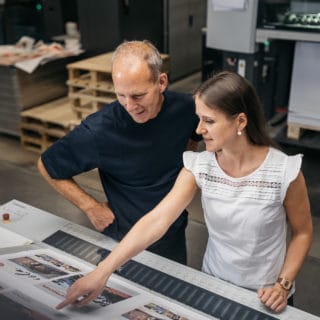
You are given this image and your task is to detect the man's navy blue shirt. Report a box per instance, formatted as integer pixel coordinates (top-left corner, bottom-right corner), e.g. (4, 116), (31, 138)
(41, 90), (201, 242)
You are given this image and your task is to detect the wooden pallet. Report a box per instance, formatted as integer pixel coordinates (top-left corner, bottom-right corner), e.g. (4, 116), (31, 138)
(68, 87), (116, 118)
(66, 52), (170, 119)
(287, 122), (320, 140)
(20, 97), (80, 152)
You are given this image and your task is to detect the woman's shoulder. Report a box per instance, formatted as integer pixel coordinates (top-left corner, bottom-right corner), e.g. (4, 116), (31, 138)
(183, 151), (212, 171)
(269, 147), (303, 164)
(266, 148), (303, 187)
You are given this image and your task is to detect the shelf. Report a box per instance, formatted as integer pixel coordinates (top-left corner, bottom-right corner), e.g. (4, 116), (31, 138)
(256, 28), (320, 43)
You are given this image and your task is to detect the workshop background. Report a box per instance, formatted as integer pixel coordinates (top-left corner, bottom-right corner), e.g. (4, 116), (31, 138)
(0, 0), (320, 317)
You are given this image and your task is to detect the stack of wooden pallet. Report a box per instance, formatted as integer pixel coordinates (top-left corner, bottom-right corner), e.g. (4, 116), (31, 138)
(20, 98), (80, 153)
(67, 52), (116, 119)
(67, 52), (170, 119)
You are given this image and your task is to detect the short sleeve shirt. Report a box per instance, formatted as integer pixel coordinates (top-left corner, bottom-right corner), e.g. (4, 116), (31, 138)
(41, 90), (201, 240)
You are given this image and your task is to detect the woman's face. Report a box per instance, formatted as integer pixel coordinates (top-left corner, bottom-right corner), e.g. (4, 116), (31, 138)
(195, 96), (242, 152)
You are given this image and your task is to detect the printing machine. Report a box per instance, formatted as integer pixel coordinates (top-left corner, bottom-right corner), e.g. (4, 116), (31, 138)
(204, 0), (320, 121)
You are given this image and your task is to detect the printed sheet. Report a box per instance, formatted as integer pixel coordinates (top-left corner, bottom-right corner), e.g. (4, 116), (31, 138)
(0, 246), (215, 319)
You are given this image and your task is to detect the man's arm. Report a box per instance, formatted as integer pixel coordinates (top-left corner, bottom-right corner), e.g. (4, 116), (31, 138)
(37, 157), (114, 231)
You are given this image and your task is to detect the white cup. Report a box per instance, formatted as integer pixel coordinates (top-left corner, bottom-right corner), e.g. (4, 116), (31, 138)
(65, 22), (78, 37)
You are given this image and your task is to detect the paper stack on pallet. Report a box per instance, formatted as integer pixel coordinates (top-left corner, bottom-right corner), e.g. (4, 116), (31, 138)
(0, 38), (83, 136)
(287, 41), (320, 140)
(0, 61), (69, 136)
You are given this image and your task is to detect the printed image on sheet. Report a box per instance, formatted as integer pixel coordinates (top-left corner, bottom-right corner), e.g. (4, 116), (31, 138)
(0, 290), (69, 320)
(34, 254), (81, 273)
(122, 302), (190, 320)
(122, 308), (164, 320)
(39, 274), (137, 307)
(145, 302), (189, 320)
(8, 256), (68, 279)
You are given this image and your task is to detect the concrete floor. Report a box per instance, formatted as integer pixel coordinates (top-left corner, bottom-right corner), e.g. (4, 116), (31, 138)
(0, 73), (320, 317)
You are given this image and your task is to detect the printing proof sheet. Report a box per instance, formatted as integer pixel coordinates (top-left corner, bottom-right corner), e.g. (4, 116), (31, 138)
(0, 226), (33, 249)
(0, 247), (214, 320)
(0, 199), (67, 242)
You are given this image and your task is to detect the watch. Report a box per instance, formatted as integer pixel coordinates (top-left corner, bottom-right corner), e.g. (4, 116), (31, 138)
(277, 277), (293, 291)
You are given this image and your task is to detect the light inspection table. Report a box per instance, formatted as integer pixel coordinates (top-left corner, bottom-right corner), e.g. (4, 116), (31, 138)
(0, 199), (319, 320)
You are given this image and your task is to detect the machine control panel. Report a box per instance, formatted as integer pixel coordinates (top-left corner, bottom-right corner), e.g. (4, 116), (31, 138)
(258, 0), (320, 32)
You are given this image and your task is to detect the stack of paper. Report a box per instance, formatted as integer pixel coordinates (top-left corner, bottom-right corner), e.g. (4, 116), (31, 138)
(288, 41), (320, 128)
(0, 226), (33, 249)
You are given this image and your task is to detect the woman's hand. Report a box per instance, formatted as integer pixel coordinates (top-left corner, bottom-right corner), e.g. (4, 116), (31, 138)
(56, 268), (110, 309)
(257, 284), (289, 313)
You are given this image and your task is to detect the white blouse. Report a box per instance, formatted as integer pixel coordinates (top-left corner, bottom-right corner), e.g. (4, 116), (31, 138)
(183, 147), (302, 291)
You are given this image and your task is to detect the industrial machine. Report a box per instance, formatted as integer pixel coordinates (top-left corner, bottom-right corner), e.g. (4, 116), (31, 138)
(1, 0), (77, 43)
(77, 0), (206, 80)
(204, 0), (320, 121)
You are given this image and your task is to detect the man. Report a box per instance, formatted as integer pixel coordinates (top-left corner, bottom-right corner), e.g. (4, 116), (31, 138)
(38, 40), (201, 264)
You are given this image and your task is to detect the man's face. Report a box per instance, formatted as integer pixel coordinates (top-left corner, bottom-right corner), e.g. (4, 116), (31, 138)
(112, 60), (167, 123)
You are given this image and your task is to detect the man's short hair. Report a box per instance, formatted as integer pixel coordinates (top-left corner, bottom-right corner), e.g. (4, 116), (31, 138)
(112, 40), (163, 82)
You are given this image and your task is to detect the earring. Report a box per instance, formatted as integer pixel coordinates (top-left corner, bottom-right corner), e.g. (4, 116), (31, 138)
(237, 130), (242, 136)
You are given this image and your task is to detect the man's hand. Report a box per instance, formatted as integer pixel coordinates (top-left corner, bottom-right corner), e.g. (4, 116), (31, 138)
(86, 202), (115, 232)
(37, 158), (115, 232)
(258, 284), (289, 313)
(56, 269), (109, 310)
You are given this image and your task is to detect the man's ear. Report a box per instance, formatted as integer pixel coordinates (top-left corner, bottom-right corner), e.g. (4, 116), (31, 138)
(159, 73), (168, 93)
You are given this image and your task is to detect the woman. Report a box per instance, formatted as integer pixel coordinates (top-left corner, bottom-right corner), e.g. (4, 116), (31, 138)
(57, 71), (312, 313)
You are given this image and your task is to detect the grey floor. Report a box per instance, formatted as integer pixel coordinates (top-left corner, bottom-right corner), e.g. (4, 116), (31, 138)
(0, 72), (319, 317)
